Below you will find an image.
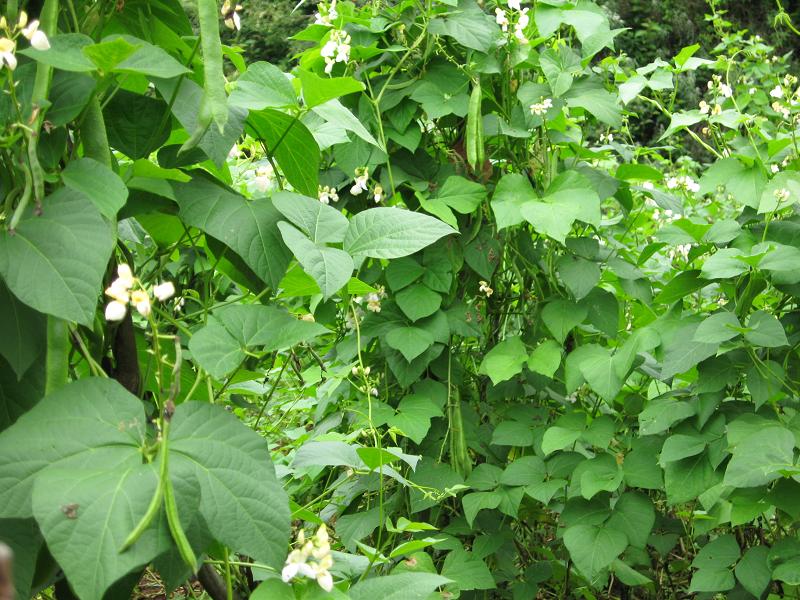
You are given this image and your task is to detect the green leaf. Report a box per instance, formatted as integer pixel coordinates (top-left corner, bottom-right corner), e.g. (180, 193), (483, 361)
(664, 453), (720, 505)
(190, 304), (328, 378)
(169, 401), (291, 568)
(744, 310), (788, 348)
(693, 311), (741, 344)
(103, 36), (190, 78)
(312, 99), (381, 148)
(47, 70), (96, 127)
(577, 344), (623, 402)
(689, 535), (740, 593)
(61, 158), (128, 219)
(0, 378), (145, 520)
(541, 299), (588, 343)
(277, 223), (353, 299)
(527, 340), (562, 378)
(564, 77), (622, 127)
(272, 191), (348, 244)
(607, 492), (655, 548)
(247, 109), (320, 197)
(32, 464), (168, 600)
(433, 176), (486, 213)
(388, 394), (443, 444)
(491, 173), (535, 230)
(0, 279), (45, 380)
(659, 434), (707, 465)
(0, 189), (114, 325)
(396, 284), (442, 322)
(297, 69), (365, 109)
(653, 270), (709, 304)
(659, 110), (704, 140)
(578, 454), (623, 499)
(441, 549), (496, 590)
(563, 524), (628, 579)
(723, 426), (795, 488)
(557, 255), (601, 300)
(735, 545), (771, 598)
(173, 177), (291, 289)
(230, 61), (297, 110)
(491, 421), (534, 447)
(104, 91), (172, 160)
(343, 208), (456, 259)
(462, 491), (501, 526)
(478, 336), (528, 385)
(638, 398), (696, 436)
(757, 171), (800, 213)
(386, 257), (425, 291)
(19, 33), (95, 71)
(427, 0), (500, 52)
(349, 573), (452, 600)
(385, 327), (435, 362)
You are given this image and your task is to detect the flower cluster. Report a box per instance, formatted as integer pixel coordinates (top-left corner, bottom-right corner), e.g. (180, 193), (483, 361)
(320, 29), (351, 74)
(529, 97), (553, 116)
(104, 264), (175, 322)
(251, 163), (274, 193)
(495, 0), (529, 44)
(698, 100), (722, 116)
(478, 280), (494, 298)
(668, 243), (692, 262)
(373, 184), (384, 204)
(599, 132), (614, 144)
(281, 525), (334, 593)
(350, 167), (369, 195)
(770, 75), (799, 120)
(221, 0), (242, 31)
(314, 0), (338, 27)
(706, 74), (733, 99)
(0, 11), (50, 70)
(355, 285), (386, 313)
(318, 185), (339, 204)
(666, 175), (700, 194)
(773, 187), (791, 204)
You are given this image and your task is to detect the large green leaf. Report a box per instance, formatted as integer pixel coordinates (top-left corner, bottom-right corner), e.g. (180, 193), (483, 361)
(173, 177), (291, 289)
(343, 208), (456, 259)
(349, 573), (451, 600)
(723, 426), (796, 488)
(272, 191), (349, 244)
(428, 0), (500, 52)
(104, 90), (172, 160)
(563, 524), (628, 579)
(169, 402), (291, 568)
(62, 157), (129, 219)
(478, 336), (528, 385)
(0, 189), (115, 325)
(277, 222), (353, 299)
(388, 394), (443, 444)
(229, 61), (297, 110)
(395, 284), (442, 322)
(491, 173), (534, 230)
(246, 109), (320, 197)
(441, 549), (495, 590)
(189, 304), (329, 378)
(0, 279), (45, 380)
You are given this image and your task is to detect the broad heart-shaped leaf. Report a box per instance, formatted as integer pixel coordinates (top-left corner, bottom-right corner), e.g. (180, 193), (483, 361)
(349, 573), (452, 600)
(277, 222), (353, 299)
(388, 394), (443, 444)
(172, 177), (291, 289)
(0, 356), (45, 432)
(0, 188), (115, 326)
(428, 0), (501, 52)
(169, 402), (291, 569)
(190, 304), (329, 379)
(104, 90), (172, 160)
(563, 524), (628, 579)
(478, 336), (528, 385)
(607, 492), (655, 549)
(343, 207), (457, 259)
(542, 299), (588, 343)
(521, 171), (601, 243)
(385, 326), (435, 362)
(723, 426), (796, 488)
(272, 191), (348, 244)
(0, 279), (45, 380)
(297, 69), (365, 109)
(577, 344), (623, 403)
(491, 173), (535, 230)
(396, 284), (442, 322)
(441, 549), (496, 590)
(246, 109), (320, 197)
(61, 157), (129, 219)
(229, 61), (297, 110)
(0, 378), (145, 520)
(32, 463), (170, 600)
(744, 310), (788, 348)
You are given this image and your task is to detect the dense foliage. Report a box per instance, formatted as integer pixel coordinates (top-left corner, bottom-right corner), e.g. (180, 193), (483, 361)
(1, 0), (800, 598)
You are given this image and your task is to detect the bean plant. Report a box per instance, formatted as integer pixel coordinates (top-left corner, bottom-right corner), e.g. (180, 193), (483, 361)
(0, 0), (799, 598)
